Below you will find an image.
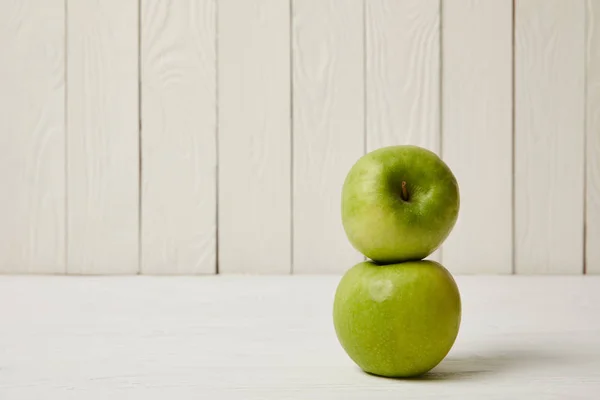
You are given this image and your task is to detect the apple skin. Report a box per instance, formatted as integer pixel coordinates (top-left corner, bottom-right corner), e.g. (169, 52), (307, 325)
(341, 145), (459, 263)
(333, 260), (461, 378)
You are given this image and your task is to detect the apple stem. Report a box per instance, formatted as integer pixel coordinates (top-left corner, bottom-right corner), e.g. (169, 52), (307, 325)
(401, 181), (409, 201)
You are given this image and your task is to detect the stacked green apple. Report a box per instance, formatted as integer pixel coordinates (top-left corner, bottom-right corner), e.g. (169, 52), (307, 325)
(333, 145), (461, 378)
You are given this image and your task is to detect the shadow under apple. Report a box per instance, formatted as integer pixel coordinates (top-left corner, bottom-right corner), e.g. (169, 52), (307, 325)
(363, 348), (575, 381)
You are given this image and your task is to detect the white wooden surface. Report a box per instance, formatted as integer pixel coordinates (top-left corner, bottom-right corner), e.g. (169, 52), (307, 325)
(1, 276), (599, 399)
(441, 0), (513, 274)
(218, 0), (291, 274)
(292, 0), (364, 273)
(366, 0), (440, 152)
(0, 0), (65, 273)
(141, 0), (216, 274)
(515, 0), (585, 274)
(1, 0), (599, 276)
(67, 0), (139, 274)
(366, 0), (441, 262)
(587, 0), (600, 274)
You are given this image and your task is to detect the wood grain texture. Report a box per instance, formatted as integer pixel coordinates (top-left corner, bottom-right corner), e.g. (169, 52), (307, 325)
(441, 0), (513, 274)
(140, 0), (216, 275)
(218, 0), (291, 274)
(515, 0), (585, 274)
(366, 0), (440, 151)
(0, 0), (65, 273)
(587, 0), (600, 274)
(366, 0), (441, 262)
(1, 276), (600, 398)
(67, 0), (139, 274)
(292, 0), (364, 274)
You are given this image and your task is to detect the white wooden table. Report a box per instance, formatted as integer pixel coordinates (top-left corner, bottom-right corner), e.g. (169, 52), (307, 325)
(1, 275), (599, 399)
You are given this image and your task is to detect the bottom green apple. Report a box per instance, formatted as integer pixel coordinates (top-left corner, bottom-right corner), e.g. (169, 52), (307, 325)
(333, 260), (461, 378)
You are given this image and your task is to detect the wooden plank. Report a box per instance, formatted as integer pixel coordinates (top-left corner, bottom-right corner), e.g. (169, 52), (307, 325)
(441, 0), (513, 274)
(140, 0), (216, 275)
(0, 0), (65, 273)
(515, 0), (585, 274)
(292, 0), (364, 274)
(366, 0), (440, 151)
(67, 0), (139, 274)
(218, 0), (291, 273)
(588, 0), (600, 274)
(366, 0), (441, 261)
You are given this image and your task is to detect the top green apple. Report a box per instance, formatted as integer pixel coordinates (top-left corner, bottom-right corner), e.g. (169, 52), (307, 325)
(341, 145), (459, 263)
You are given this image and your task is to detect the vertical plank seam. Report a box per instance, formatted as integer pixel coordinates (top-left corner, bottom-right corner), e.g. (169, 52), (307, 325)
(289, 0), (294, 274)
(583, 0), (589, 274)
(64, 0), (69, 274)
(363, 0), (367, 157)
(439, 0), (444, 159)
(511, 0), (516, 275)
(137, 0), (143, 275)
(363, 0), (367, 262)
(438, 0), (444, 263)
(215, 0), (220, 274)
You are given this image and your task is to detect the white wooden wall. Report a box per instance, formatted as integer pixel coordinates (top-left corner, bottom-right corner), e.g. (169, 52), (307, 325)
(0, 0), (597, 275)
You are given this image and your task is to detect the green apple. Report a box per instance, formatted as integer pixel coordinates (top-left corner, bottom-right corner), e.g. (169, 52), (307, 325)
(341, 145), (459, 263)
(333, 260), (461, 378)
